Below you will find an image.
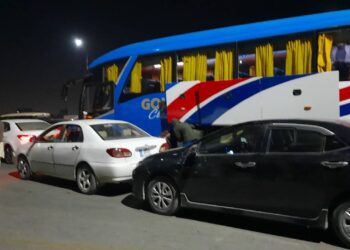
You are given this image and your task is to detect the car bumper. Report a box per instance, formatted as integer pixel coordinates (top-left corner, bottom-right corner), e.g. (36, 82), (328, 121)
(91, 161), (138, 185)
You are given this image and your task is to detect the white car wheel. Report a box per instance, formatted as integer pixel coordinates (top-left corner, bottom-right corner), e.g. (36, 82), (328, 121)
(76, 166), (97, 195)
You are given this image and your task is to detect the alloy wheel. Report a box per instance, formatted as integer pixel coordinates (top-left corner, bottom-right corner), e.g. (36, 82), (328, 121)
(150, 181), (174, 210)
(342, 208), (350, 237)
(77, 169), (92, 192)
(17, 158), (30, 179)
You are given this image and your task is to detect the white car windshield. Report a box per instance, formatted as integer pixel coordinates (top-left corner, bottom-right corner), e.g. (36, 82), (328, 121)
(91, 123), (148, 140)
(16, 122), (50, 131)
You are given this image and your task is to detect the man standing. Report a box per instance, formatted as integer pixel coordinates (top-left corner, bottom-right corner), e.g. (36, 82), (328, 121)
(172, 119), (203, 147)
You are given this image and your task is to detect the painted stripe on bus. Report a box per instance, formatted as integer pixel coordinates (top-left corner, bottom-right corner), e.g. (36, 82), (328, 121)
(184, 75), (303, 124)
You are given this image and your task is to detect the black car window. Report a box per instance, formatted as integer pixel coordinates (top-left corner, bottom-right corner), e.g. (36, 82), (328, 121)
(199, 125), (264, 154)
(39, 125), (65, 143)
(268, 128), (325, 153)
(295, 130), (325, 152)
(62, 125), (84, 142)
(268, 129), (295, 152)
(325, 136), (347, 151)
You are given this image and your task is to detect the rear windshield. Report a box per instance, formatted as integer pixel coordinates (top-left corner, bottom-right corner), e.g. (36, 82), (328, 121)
(91, 123), (149, 140)
(16, 122), (50, 131)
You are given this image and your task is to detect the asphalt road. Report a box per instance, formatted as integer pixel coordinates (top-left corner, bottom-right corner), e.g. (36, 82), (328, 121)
(0, 163), (346, 250)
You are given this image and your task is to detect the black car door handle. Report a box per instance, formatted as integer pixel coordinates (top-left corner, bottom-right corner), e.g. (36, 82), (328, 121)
(321, 161), (348, 169)
(47, 146), (53, 150)
(72, 146), (79, 151)
(234, 161), (256, 168)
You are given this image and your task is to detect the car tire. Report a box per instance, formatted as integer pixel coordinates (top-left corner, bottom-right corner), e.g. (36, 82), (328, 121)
(331, 201), (350, 248)
(17, 156), (31, 180)
(147, 177), (179, 215)
(76, 165), (98, 195)
(4, 145), (13, 164)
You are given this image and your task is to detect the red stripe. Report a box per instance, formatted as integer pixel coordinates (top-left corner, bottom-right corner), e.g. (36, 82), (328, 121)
(340, 86), (350, 102)
(167, 78), (249, 123)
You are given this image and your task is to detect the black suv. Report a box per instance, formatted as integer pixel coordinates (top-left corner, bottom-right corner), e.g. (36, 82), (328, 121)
(133, 120), (350, 247)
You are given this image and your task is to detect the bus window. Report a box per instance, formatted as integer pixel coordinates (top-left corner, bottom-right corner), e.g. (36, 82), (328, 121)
(103, 59), (128, 84)
(238, 40), (282, 77)
(177, 50), (214, 82)
(119, 54), (175, 103)
(323, 28), (350, 81)
(238, 33), (313, 77)
(177, 46), (237, 82)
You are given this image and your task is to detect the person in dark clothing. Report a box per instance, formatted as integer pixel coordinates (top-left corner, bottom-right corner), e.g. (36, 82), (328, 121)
(172, 119), (203, 147)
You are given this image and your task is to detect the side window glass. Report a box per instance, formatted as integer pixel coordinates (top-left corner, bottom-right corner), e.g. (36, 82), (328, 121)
(295, 130), (325, 152)
(269, 128), (325, 153)
(322, 28), (350, 80)
(325, 136), (347, 151)
(62, 125), (83, 143)
(269, 129), (295, 152)
(199, 129), (234, 154)
(3, 122), (10, 132)
(40, 125), (65, 143)
(199, 125), (263, 154)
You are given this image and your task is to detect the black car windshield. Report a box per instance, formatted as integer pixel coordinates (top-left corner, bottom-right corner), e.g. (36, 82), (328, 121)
(16, 122), (50, 131)
(91, 123), (149, 140)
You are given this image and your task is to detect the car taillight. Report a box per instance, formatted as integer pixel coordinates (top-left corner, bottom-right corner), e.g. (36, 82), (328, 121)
(17, 134), (34, 143)
(106, 148), (132, 158)
(159, 143), (169, 152)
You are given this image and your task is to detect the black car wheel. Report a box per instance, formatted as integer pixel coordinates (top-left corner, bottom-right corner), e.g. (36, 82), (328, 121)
(331, 201), (350, 248)
(17, 156), (31, 180)
(76, 165), (97, 195)
(147, 177), (179, 215)
(4, 145), (13, 164)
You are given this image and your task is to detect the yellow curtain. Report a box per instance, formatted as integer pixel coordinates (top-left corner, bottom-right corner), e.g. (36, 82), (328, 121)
(214, 50), (234, 80)
(285, 39), (312, 75)
(183, 53), (207, 81)
(317, 34), (333, 72)
(160, 56), (172, 92)
(195, 53), (207, 82)
(255, 43), (274, 77)
(106, 64), (119, 83)
(131, 62), (142, 93)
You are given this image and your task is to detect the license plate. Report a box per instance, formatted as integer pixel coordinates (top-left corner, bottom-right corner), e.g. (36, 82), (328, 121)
(139, 149), (151, 157)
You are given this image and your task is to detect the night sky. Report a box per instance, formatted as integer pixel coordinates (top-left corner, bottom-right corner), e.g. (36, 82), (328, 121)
(1, 0), (350, 116)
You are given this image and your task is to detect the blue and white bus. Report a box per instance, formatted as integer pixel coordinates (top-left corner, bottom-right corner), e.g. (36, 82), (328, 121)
(76, 9), (350, 136)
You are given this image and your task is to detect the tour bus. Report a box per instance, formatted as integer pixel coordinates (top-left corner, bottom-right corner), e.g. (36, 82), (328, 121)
(74, 9), (350, 136)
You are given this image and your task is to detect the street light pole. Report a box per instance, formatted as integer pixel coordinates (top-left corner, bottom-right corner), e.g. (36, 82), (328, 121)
(85, 51), (89, 71)
(74, 37), (88, 71)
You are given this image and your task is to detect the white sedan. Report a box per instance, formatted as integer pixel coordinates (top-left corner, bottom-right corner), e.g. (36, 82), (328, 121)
(17, 119), (168, 194)
(1, 119), (50, 163)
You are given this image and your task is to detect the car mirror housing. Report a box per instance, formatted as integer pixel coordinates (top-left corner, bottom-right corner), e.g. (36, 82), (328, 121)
(183, 145), (197, 166)
(30, 135), (38, 143)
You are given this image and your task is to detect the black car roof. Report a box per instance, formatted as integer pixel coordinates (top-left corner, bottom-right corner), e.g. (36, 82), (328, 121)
(234, 119), (350, 145)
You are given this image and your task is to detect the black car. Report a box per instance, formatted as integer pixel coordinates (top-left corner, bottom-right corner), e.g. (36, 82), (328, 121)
(133, 120), (350, 247)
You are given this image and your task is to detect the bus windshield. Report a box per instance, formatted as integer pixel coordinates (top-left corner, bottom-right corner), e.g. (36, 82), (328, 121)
(80, 58), (128, 118)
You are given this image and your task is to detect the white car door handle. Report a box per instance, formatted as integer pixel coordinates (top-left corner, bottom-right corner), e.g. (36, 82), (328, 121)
(72, 146), (79, 151)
